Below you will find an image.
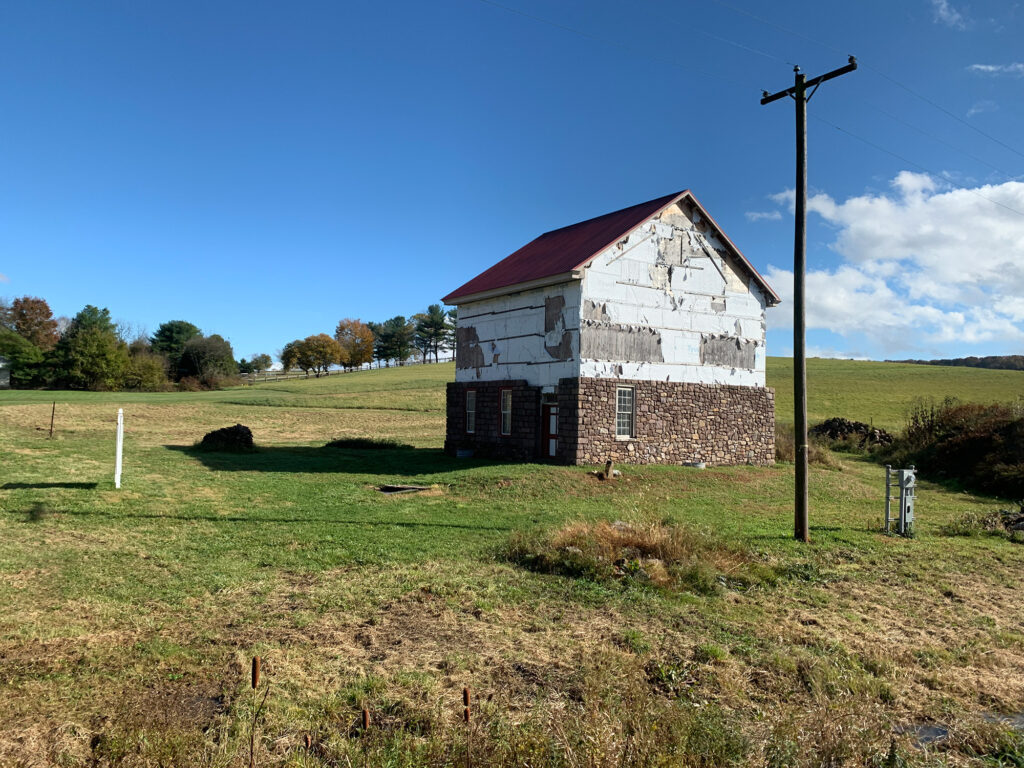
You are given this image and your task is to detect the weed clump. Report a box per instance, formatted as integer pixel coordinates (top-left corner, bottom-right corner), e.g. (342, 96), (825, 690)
(941, 507), (1024, 542)
(325, 437), (413, 450)
(502, 519), (768, 594)
(774, 423), (841, 467)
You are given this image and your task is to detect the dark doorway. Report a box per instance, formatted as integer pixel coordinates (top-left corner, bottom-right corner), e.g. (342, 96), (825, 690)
(541, 403), (558, 460)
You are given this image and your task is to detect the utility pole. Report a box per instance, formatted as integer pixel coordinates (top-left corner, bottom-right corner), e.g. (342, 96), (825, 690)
(761, 56), (857, 543)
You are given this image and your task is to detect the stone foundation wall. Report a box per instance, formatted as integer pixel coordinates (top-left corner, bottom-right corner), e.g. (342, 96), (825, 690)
(560, 377), (774, 466)
(444, 380), (541, 460)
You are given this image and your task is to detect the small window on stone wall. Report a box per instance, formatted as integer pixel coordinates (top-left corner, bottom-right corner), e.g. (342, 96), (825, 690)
(466, 390), (476, 434)
(616, 386), (634, 438)
(500, 388), (512, 435)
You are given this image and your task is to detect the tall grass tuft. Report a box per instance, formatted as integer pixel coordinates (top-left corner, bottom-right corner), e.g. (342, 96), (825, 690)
(502, 519), (771, 594)
(774, 423), (841, 467)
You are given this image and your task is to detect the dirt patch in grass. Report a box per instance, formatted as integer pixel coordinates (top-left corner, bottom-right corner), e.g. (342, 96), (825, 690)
(118, 678), (227, 730)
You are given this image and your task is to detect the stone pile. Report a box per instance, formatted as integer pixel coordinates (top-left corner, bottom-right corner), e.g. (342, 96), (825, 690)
(810, 417), (893, 447)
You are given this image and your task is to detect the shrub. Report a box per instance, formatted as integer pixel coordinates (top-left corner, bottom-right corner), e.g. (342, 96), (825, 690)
(775, 423), (841, 467)
(124, 351), (170, 391)
(941, 507), (1024, 542)
(325, 437), (413, 450)
(881, 397), (1024, 500)
(197, 424), (254, 452)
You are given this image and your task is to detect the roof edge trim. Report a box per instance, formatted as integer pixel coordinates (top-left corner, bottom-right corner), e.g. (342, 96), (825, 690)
(442, 271), (581, 305)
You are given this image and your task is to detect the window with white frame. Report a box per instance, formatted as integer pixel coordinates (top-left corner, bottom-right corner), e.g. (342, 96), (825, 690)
(466, 390), (476, 434)
(616, 386), (634, 438)
(500, 388), (512, 435)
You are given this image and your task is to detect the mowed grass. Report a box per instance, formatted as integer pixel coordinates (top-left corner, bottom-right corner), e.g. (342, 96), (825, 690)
(769, 356), (1024, 429)
(1, 360), (1023, 767)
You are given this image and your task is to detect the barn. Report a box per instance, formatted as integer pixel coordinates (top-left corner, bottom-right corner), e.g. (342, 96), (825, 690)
(442, 190), (780, 466)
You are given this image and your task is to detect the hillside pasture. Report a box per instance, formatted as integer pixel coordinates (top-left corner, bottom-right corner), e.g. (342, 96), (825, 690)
(1, 360), (1022, 766)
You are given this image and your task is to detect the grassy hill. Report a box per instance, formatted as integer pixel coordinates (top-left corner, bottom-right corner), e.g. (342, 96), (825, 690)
(0, 360), (1022, 766)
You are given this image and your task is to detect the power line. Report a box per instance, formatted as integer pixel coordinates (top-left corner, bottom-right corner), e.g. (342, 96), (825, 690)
(862, 64), (1024, 161)
(468, 0), (747, 87)
(864, 101), (1016, 178)
(709, 0), (1024, 161)
(810, 113), (1024, 217)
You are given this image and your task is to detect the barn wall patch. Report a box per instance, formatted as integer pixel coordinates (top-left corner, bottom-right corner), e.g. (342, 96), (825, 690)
(455, 326), (486, 373)
(580, 321), (663, 363)
(543, 295), (574, 360)
(700, 334), (757, 370)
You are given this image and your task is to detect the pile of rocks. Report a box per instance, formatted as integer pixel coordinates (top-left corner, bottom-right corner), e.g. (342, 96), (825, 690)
(995, 507), (1024, 532)
(810, 417), (893, 447)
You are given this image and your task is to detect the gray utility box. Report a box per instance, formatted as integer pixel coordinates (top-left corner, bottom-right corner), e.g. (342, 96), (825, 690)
(885, 465), (916, 536)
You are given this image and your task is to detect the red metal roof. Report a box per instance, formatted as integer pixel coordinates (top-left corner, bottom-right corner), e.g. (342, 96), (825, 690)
(442, 190), (779, 305)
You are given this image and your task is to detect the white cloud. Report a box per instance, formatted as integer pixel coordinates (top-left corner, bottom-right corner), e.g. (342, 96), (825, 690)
(967, 99), (999, 117)
(745, 210), (782, 222)
(0, 273), (8, 283)
(806, 346), (871, 361)
(931, 0), (968, 28)
(765, 172), (1024, 355)
(968, 63), (1024, 76)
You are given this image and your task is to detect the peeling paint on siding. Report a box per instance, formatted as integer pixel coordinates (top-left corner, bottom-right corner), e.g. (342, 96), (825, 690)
(582, 299), (610, 322)
(456, 326), (485, 373)
(544, 295), (574, 360)
(580, 321), (664, 363)
(700, 334), (757, 370)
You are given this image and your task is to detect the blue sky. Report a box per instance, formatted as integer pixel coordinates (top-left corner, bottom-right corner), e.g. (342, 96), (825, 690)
(1, 0), (1022, 361)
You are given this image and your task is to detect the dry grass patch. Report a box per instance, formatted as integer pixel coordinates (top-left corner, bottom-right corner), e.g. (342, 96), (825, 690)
(503, 519), (772, 594)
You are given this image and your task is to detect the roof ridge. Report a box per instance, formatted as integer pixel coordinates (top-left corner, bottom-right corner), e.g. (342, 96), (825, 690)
(537, 190), (688, 237)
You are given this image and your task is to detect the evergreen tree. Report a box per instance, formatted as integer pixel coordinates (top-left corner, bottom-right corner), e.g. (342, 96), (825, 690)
(151, 320), (201, 378)
(414, 304), (453, 363)
(52, 305), (129, 390)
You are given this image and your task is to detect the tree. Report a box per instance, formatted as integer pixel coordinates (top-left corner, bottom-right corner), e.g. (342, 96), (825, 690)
(414, 304), (453, 363)
(11, 296), (59, 350)
(334, 319), (374, 370)
(124, 351), (169, 391)
(281, 340), (303, 374)
(151, 320), (201, 378)
(383, 316), (415, 365)
(0, 297), (12, 330)
(299, 334), (341, 377)
(179, 334), (237, 382)
(237, 357), (254, 375)
(52, 305), (129, 390)
(0, 328), (46, 388)
(250, 353), (272, 373)
(366, 322), (387, 367)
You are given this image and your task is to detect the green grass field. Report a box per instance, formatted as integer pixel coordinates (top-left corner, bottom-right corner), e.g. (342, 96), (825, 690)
(1, 359), (1022, 767)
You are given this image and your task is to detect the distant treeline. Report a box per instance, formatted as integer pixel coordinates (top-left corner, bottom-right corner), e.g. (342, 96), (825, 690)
(0, 296), (245, 391)
(889, 355), (1024, 371)
(0, 294), (457, 391)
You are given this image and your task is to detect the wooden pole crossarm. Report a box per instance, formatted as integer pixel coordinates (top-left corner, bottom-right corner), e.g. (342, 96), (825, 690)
(761, 56), (857, 104)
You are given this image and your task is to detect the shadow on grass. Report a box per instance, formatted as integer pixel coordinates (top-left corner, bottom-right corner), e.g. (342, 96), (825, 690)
(2, 504), (510, 532)
(166, 443), (490, 477)
(2, 482), (99, 490)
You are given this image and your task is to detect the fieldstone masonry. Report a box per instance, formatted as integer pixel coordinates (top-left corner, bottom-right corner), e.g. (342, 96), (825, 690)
(561, 377), (774, 466)
(446, 378), (774, 466)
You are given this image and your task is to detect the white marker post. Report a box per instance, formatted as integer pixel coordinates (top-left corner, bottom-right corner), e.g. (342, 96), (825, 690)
(114, 408), (124, 489)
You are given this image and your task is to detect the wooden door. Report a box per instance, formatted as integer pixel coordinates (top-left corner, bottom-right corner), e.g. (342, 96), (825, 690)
(542, 404), (558, 459)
